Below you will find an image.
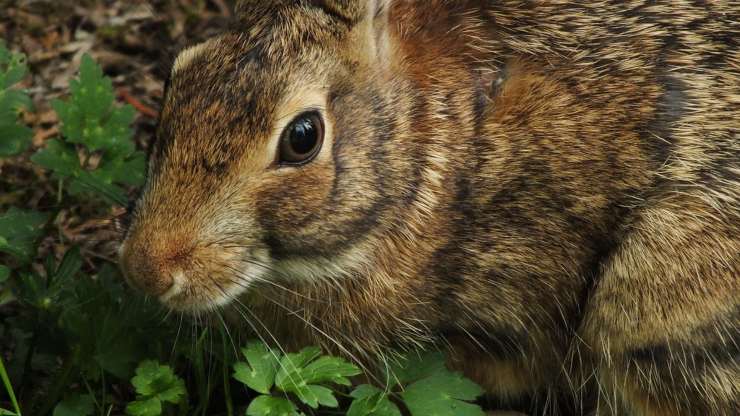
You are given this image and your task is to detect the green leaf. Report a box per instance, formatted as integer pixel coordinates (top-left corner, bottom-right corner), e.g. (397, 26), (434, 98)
(306, 384), (338, 408)
(130, 361), (186, 405)
(68, 171), (128, 206)
(233, 342), (280, 394)
(348, 385), (402, 416)
(93, 335), (139, 380)
(0, 208), (49, 263)
(33, 53), (141, 204)
(53, 394), (95, 416)
(0, 118), (32, 157)
(400, 372), (485, 416)
(53, 54), (135, 156)
(0, 265), (9, 283)
(299, 355), (361, 386)
(0, 42), (32, 157)
(54, 246), (83, 283)
(97, 151), (146, 187)
(30, 139), (82, 176)
(274, 346), (321, 388)
(350, 384), (381, 400)
(126, 397), (162, 416)
(0, 87), (32, 113)
(0, 42), (28, 89)
(271, 346), (359, 409)
(388, 351), (447, 385)
(31, 139), (134, 206)
(287, 383), (337, 409)
(0, 409), (17, 416)
(245, 395), (297, 416)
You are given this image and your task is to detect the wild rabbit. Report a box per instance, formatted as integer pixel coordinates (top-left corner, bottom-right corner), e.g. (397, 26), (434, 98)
(119, 1), (739, 414)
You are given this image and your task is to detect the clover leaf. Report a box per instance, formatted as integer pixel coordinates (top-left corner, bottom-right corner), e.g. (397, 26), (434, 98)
(233, 342), (280, 394)
(245, 395), (298, 416)
(401, 372), (485, 416)
(126, 397), (161, 416)
(394, 352), (485, 416)
(347, 384), (401, 416)
(274, 346), (361, 409)
(126, 360), (186, 416)
(234, 345), (361, 411)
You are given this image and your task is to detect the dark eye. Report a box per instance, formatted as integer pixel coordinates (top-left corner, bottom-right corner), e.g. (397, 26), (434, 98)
(278, 111), (324, 165)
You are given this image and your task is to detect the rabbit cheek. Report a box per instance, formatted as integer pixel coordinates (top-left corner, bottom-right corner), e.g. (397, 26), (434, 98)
(254, 162), (335, 258)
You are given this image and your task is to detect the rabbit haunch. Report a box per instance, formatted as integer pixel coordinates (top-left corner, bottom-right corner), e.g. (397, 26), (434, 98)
(119, 1), (740, 415)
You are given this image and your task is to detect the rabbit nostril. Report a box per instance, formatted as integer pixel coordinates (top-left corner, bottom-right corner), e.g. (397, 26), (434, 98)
(123, 258), (175, 297)
(138, 269), (175, 297)
(159, 271), (185, 302)
(120, 243), (191, 298)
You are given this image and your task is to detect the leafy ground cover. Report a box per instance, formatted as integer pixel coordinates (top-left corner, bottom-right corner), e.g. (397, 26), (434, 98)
(1, 2), (491, 415)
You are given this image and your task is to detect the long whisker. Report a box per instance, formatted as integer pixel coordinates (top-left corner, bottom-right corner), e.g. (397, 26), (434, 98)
(171, 312), (185, 360)
(222, 262), (320, 301)
(251, 289), (386, 387)
(215, 263), (394, 386)
(209, 277), (308, 392)
(206, 258), (389, 387)
(215, 308), (239, 359)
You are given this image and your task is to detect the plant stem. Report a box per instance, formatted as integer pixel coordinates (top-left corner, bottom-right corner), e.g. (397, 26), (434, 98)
(221, 334), (233, 416)
(56, 178), (63, 205)
(0, 355), (22, 416)
(37, 347), (80, 416)
(100, 368), (107, 416)
(82, 376), (102, 415)
(18, 321), (39, 399)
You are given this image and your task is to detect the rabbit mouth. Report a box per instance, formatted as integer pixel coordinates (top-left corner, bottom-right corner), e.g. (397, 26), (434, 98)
(158, 262), (265, 313)
(125, 244), (271, 313)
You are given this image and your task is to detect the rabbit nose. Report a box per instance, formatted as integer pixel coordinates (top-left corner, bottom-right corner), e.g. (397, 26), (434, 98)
(119, 239), (190, 298)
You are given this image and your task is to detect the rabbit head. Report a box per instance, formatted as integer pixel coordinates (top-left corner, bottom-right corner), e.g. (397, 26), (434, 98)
(118, 0), (424, 312)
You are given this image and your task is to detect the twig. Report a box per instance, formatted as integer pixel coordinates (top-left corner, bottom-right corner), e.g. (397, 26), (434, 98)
(116, 88), (159, 119)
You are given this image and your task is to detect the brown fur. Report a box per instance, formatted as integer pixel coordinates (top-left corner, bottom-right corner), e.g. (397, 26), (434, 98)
(119, 1), (739, 414)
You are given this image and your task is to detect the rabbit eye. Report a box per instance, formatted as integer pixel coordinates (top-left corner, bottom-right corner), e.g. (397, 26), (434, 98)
(278, 111), (324, 165)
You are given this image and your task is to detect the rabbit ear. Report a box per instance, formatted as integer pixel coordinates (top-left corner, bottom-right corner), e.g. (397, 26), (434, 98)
(235, 0), (394, 64)
(234, 0), (388, 27)
(313, 0), (367, 23)
(327, 0), (394, 66)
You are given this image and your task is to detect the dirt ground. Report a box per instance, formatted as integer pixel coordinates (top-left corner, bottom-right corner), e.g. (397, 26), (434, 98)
(1, 0), (236, 266)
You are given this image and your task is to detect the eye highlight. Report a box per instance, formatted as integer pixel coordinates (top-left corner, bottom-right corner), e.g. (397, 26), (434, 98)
(278, 111), (324, 165)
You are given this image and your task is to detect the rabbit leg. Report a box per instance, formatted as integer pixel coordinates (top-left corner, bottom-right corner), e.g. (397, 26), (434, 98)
(580, 195), (739, 415)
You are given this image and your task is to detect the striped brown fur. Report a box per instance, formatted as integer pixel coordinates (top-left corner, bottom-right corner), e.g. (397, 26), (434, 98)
(119, 1), (739, 414)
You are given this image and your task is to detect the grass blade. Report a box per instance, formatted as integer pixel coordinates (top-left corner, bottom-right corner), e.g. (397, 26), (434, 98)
(0, 355), (21, 416)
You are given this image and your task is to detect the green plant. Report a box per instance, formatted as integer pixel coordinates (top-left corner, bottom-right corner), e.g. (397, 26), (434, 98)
(52, 394), (94, 416)
(31, 54), (145, 205)
(126, 361), (187, 416)
(0, 355), (22, 416)
(232, 344), (485, 416)
(0, 41), (32, 157)
(0, 44), (165, 416)
(233, 343), (362, 415)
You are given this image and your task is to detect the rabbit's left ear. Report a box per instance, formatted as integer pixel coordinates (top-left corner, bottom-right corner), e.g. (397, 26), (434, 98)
(319, 0), (394, 65)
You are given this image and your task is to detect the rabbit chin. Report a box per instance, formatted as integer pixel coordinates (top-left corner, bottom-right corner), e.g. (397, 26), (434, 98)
(270, 240), (376, 284)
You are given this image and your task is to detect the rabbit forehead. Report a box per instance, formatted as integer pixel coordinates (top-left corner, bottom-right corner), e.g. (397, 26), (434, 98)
(155, 30), (331, 171)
